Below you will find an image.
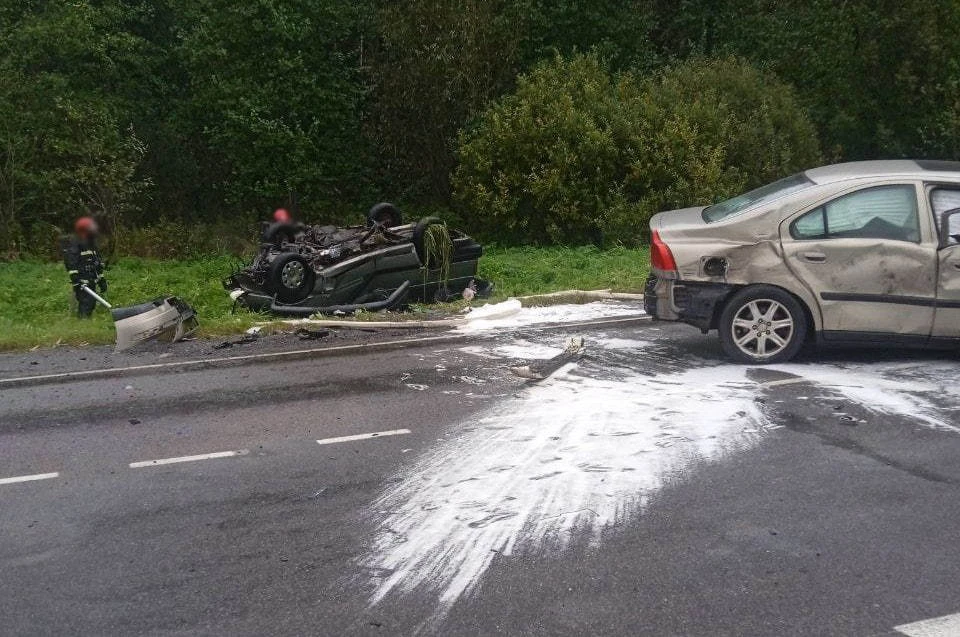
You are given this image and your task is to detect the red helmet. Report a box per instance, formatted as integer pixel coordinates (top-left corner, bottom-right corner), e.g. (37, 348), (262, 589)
(74, 216), (98, 237)
(273, 208), (291, 223)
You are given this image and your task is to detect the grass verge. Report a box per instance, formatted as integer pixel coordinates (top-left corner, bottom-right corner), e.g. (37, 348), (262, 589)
(0, 246), (649, 351)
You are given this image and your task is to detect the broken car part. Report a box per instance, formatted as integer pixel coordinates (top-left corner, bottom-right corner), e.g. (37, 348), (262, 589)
(112, 297), (199, 352)
(510, 337), (585, 381)
(82, 285), (199, 352)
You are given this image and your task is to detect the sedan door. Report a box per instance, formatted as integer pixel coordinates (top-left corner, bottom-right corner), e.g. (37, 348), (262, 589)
(780, 183), (938, 339)
(931, 189), (960, 337)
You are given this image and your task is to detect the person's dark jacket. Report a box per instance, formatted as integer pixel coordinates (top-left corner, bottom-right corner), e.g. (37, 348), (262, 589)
(62, 236), (106, 291)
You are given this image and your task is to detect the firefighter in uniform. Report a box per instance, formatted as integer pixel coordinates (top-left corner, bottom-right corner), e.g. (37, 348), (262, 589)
(63, 216), (107, 318)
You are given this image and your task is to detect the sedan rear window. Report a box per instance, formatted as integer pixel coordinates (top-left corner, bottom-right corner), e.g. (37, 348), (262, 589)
(703, 174), (813, 223)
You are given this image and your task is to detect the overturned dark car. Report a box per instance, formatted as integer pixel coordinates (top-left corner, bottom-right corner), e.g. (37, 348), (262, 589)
(224, 204), (489, 316)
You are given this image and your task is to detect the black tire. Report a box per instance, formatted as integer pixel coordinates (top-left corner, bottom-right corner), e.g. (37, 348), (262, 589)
(366, 202), (403, 228)
(718, 285), (808, 364)
(267, 253), (316, 303)
(412, 216), (444, 263)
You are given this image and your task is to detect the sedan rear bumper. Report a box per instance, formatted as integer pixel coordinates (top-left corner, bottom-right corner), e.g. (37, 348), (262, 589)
(644, 275), (736, 332)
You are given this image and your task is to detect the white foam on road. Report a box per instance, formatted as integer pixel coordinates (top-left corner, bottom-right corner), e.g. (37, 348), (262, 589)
(362, 362), (769, 616)
(362, 340), (959, 624)
(895, 611), (960, 637)
(771, 361), (958, 432)
(457, 300), (644, 334)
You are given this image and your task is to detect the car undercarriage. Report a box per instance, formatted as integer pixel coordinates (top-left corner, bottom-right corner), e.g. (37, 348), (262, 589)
(224, 206), (490, 316)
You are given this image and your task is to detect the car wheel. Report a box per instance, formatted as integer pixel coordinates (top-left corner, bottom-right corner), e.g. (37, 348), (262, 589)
(268, 253), (316, 304)
(412, 216), (445, 263)
(718, 285), (808, 364)
(367, 202), (403, 228)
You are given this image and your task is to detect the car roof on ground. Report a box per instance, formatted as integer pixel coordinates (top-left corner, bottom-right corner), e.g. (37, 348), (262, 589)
(805, 160), (960, 185)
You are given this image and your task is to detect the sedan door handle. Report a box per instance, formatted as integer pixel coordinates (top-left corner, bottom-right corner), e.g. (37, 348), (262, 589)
(799, 251), (827, 263)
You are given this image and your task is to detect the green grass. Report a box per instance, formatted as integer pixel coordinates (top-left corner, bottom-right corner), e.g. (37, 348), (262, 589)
(0, 246), (649, 351)
(480, 245), (649, 298)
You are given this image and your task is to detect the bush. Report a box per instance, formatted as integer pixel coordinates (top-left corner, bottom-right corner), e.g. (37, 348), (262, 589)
(453, 54), (821, 246)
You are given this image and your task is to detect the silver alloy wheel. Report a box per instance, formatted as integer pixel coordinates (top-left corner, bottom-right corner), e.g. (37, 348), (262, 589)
(730, 298), (795, 359)
(280, 260), (305, 289)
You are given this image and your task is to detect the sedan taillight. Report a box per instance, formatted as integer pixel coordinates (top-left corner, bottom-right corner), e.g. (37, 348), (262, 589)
(651, 230), (678, 273)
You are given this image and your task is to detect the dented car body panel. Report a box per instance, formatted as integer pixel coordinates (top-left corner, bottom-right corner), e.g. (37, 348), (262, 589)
(647, 160), (960, 358)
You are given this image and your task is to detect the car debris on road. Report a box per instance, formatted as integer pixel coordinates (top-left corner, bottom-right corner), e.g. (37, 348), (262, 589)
(510, 336), (585, 381)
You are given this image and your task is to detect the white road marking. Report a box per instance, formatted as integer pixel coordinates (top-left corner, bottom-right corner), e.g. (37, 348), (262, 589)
(0, 472), (59, 486)
(895, 612), (960, 636)
(129, 449), (249, 468)
(317, 429), (411, 446)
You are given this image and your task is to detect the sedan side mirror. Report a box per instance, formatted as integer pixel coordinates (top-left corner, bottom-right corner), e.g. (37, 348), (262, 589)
(940, 208), (960, 248)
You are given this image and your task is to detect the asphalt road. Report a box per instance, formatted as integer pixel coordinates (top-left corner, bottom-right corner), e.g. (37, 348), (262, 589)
(1, 320), (959, 636)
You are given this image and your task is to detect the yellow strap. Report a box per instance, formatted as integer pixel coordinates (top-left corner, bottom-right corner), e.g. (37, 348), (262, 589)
(68, 270), (79, 275)
(80, 250), (96, 256)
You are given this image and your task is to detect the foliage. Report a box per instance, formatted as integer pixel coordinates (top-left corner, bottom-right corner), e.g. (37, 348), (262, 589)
(171, 0), (376, 221)
(369, 0), (529, 203)
(478, 245), (649, 299)
(368, 0), (656, 205)
(648, 0), (960, 160)
(0, 255), (258, 350)
(609, 56), (822, 243)
(421, 223), (452, 287)
(3, 0), (960, 250)
(0, 246), (649, 350)
(452, 54), (634, 245)
(0, 1), (149, 253)
(453, 54), (820, 245)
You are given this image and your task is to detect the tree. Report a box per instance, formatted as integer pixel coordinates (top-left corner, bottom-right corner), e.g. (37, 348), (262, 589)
(369, 0), (656, 206)
(453, 54), (821, 246)
(0, 1), (148, 255)
(648, 0), (960, 160)
(170, 0), (375, 223)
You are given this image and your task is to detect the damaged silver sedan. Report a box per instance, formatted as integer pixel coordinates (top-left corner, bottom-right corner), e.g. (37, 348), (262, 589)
(646, 160), (960, 363)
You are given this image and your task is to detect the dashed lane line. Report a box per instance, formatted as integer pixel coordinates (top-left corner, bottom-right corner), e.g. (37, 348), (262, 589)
(129, 449), (250, 468)
(895, 611), (960, 636)
(7, 430), (415, 481)
(317, 429), (412, 446)
(0, 472), (59, 486)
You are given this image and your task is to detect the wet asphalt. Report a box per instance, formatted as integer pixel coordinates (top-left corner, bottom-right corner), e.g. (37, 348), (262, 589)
(1, 321), (959, 636)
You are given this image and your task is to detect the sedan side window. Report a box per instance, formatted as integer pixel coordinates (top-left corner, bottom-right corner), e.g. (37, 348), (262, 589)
(790, 185), (920, 242)
(930, 187), (960, 245)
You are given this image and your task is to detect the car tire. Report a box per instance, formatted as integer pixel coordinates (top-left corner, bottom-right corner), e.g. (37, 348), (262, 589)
(718, 285), (808, 364)
(412, 216), (444, 263)
(267, 253), (316, 304)
(367, 202), (403, 228)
